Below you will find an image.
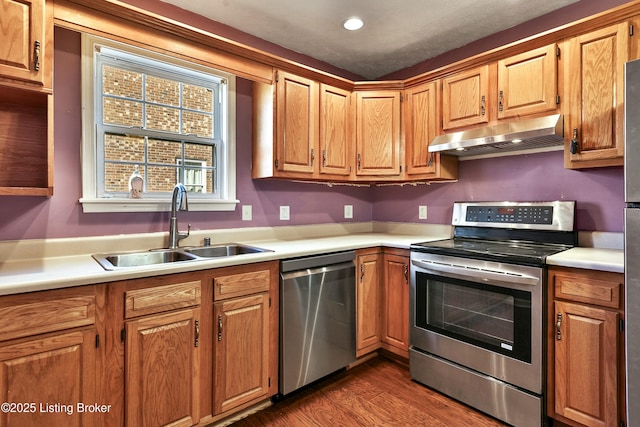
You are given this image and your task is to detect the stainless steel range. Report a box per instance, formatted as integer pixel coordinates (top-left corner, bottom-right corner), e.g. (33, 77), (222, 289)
(409, 201), (576, 427)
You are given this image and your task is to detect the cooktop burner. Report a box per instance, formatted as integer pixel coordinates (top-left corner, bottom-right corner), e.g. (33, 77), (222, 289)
(410, 238), (574, 267)
(410, 201), (578, 267)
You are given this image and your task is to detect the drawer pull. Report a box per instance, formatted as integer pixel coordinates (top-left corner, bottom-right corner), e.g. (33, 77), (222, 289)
(556, 313), (563, 340)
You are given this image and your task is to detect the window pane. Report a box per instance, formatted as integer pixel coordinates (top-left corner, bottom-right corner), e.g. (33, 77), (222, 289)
(184, 143), (213, 167)
(104, 133), (145, 162)
(102, 65), (142, 99)
(146, 104), (180, 133)
(183, 84), (213, 112)
(148, 138), (181, 165)
(182, 111), (213, 137)
(146, 75), (180, 106)
(147, 165), (177, 192)
(103, 98), (143, 126)
(104, 163), (142, 192)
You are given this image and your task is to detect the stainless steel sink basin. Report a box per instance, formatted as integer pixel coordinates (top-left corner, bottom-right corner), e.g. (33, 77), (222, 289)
(93, 243), (271, 270)
(93, 249), (199, 270)
(184, 243), (270, 258)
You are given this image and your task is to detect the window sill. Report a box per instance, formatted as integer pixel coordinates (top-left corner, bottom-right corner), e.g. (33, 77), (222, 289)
(80, 198), (239, 213)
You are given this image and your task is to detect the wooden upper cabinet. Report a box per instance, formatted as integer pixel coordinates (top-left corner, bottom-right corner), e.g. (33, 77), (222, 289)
(564, 23), (629, 169)
(404, 81), (458, 180)
(320, 84), (354, 177)
(275, 70), (319, 175)
(355, 90), (402, 177)
(0, 0), (51, 89)
(442, 65), (490, 130)
(497, 44), (558, 119)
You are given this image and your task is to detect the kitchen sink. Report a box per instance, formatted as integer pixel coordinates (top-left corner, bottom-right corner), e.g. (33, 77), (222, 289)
(93, 249), (199, 270)
(184, 243), (270, 258)
(93, 243), (271, 270)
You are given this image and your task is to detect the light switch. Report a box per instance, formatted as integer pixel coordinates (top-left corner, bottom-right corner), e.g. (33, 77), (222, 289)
(344, 205), (353, 219)
(242, 205), (252, 221)
(280, 206), (290, 220)
(419, 205), (428, 219)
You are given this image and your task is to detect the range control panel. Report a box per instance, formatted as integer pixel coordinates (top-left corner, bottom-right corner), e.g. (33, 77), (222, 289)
(465, 205), (554, 224)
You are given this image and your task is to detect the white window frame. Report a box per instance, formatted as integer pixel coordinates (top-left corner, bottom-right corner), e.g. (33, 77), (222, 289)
(80, 34), (238, 213)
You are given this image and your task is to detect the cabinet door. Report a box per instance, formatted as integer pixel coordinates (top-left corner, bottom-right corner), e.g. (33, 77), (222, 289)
(381, 252), (409, 355)
(0, 329), (97, 427)
(213, 293), (269, 415)
(405, 81), (438, 176)
(320, 84), (353, 177)
(355, 91), (402, 176)
(497, 44), (558, 119)
(276, 71), (319, 175)
(442, 65), (490, 130)
(554, 300), (618, 427)
(0, 0), (46, 86)
(126, 308), (200, 427)
(564, 23), (629, 168)
(356, 251), (381, 356)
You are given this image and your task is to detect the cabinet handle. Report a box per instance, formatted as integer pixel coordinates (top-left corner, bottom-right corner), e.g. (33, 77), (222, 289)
(481, 95), (486, 116)
(498, 91), (504, 112)
(404, 264), (409, 284)
(34, 41), (41, 72)
(570, 128), (579, 154)
(556, 313), (563, 340)
(427, 153), (434, 167)
(217, 315), (223, 341)
(357, 153), (361, 170)
(360, 264), (365, 282)
(322, 149), (326, 167)
(194, 319), (200, 348)
(311, 148), (315, 166)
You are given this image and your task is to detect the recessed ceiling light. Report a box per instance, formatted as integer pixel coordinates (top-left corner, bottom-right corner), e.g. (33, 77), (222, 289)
(343, 17), (364, 31)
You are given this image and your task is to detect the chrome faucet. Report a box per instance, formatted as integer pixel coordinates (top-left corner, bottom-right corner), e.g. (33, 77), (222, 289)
(168, 183), (190, 249)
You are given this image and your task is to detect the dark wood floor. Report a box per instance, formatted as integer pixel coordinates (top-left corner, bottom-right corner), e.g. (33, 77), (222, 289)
(231, 356), (508, 426)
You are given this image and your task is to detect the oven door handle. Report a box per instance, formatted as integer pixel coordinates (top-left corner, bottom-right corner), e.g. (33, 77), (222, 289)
(411, 259), (539, 287)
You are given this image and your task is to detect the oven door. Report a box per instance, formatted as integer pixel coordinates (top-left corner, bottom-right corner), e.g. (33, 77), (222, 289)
(410, 252), (544, 394)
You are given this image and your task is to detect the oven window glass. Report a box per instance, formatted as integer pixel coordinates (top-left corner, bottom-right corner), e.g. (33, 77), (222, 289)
(415, 272), (531, 362)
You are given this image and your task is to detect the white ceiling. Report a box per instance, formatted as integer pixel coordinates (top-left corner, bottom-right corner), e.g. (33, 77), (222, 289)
(160, 0), (580, 79)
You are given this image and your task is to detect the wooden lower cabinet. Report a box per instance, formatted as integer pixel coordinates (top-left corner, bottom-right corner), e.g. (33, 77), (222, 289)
(213, 293), (270, 414)
(356, 248), (382, 357)
(547, 266), (625, 427)
(0, 329), (98, 427)
(125, 308), (200, 427)
(380, 249), (410, 358)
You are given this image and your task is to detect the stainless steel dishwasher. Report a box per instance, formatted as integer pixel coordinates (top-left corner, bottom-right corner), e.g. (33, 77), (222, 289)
(279, 251), (356, 395)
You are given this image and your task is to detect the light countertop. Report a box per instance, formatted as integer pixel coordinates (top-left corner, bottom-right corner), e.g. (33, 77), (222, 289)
(0, 223), (624, 296)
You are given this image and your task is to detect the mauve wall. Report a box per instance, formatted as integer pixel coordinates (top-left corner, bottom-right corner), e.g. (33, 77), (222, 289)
(0, 0), (629, 241)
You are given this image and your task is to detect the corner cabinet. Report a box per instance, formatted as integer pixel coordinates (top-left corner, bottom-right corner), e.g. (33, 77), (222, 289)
(547, 266), (625, 427)
(563, 22), (630, 169)
(0, 0), (54, 196)
(356, 248), (382, 356)
(404, 81), (458, 180)
(355, 90), (403, 179)
(0, 286), (102, 427)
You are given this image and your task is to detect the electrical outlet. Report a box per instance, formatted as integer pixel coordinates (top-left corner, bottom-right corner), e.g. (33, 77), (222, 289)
(242, 205), (252, 221)
(280, 206), (290, 220)
(419, 205), (428, 219)
(344, 205), (353, 219)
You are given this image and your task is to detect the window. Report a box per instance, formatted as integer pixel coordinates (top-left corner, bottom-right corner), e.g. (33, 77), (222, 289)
(80, 34), (237, 212)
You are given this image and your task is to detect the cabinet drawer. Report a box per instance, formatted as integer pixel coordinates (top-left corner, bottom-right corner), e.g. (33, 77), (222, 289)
(125, 281), (201, 318)
(214, 269), (271, 301)
(0, 287), (96, 341)
(553, 271), (622, 309)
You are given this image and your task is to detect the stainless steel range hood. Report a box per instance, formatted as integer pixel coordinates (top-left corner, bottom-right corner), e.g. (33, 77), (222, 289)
(428, 114), (564, 157)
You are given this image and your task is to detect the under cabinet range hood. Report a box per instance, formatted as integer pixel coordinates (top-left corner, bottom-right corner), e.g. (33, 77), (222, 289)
(428, 114), (564, 157)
